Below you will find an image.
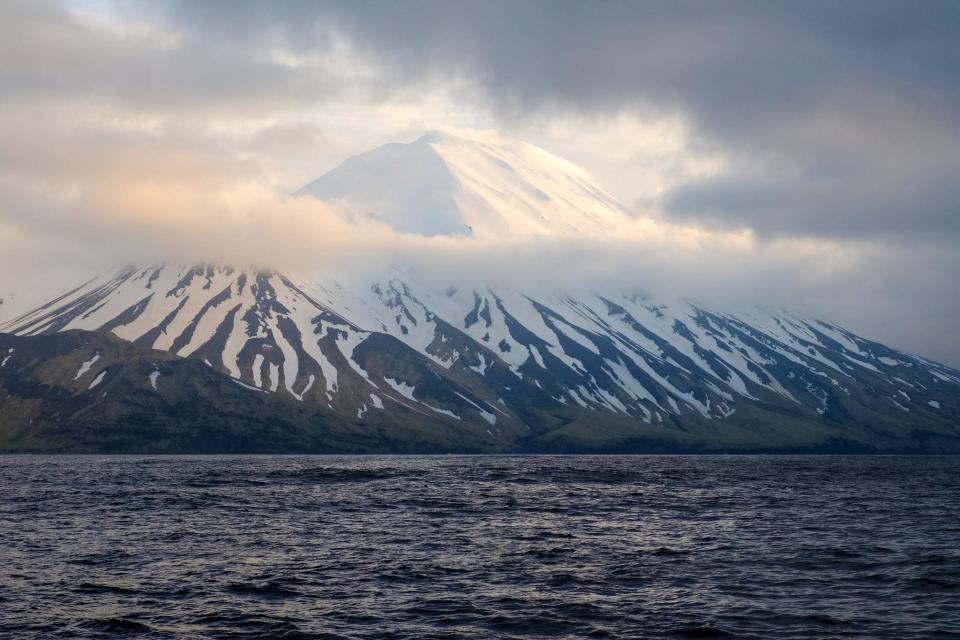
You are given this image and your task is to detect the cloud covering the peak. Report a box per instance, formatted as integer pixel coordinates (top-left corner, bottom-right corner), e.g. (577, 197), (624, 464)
(0, 0), (958, 365)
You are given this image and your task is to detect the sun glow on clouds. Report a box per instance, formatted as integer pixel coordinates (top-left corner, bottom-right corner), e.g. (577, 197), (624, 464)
(513, 113), (728, 214)
(0, 91), (949, 363)
(0, 1), (958, 365)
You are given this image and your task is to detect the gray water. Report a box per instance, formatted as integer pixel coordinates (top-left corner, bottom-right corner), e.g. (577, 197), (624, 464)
(1, 455), (959, 639)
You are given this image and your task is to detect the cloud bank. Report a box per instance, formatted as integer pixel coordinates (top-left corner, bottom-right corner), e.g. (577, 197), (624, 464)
(0, 1), (957, 365)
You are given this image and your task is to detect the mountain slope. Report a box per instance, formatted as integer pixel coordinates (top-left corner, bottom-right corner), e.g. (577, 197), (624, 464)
(3, 263), (958, 453)
(0, 330), (506, 453)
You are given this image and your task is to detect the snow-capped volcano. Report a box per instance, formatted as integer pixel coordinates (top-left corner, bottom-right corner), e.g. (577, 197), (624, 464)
(3, 262), (959, 452)
(1, 131), (958, 453)
(296, 128), (632, 237)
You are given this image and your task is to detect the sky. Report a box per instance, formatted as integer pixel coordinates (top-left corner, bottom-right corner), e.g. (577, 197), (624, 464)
(1, 0), (958, 365)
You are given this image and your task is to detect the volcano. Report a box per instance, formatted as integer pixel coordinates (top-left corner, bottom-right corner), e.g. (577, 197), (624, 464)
(1, 130), (958, 453)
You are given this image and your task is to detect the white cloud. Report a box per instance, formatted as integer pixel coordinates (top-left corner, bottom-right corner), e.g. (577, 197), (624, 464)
(0, 1), (956, 368)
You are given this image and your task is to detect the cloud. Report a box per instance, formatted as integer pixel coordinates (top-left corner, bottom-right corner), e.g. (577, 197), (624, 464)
(0, 1), (957, 366)
(146, 0), (960, 241)
(12, 1), (957, 241)
(2, 123), (957, 366)
(0, 0), (352, 115)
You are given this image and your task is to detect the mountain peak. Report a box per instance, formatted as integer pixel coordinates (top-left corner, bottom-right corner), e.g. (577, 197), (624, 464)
(296, 128), (632, 238)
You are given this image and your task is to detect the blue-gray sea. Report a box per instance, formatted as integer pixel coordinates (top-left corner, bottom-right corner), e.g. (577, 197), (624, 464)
(1, 455), (958, 639)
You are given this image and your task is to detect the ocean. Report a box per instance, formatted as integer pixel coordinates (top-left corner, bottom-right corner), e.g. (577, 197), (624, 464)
(1, 455), (958, 638)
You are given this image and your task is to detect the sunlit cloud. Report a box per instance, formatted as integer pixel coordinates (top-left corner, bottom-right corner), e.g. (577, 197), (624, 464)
(0, 0), (957, 366)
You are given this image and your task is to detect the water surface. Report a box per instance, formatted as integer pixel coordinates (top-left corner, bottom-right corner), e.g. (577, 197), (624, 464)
(1, 455), (958, 638)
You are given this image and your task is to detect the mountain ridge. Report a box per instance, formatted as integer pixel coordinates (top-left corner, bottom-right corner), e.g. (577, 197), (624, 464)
(2, 262), (958, 453)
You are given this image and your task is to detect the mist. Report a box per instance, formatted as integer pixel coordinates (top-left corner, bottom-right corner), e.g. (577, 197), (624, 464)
(0, 0), (957, 367)
(2, 159), (956, 366)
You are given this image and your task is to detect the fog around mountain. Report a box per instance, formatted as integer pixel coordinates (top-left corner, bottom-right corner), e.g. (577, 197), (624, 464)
(1, 2), (958, 365)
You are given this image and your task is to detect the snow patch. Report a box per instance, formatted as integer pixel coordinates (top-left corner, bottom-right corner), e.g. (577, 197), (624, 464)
(891, 397), (910, 412)
(422, 403), (461, 420)
(384, 377), (417, 402)
(252, 353), (264, 388)
(74, 353), (100, 380)
(291, 374), (315, 402)
(88, 370), (106, 390)
(268, 362), (280, 392)
(232, 379), (264, 392)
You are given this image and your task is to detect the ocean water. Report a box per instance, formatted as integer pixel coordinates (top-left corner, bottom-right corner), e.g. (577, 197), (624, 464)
(1, 455), (958, 639)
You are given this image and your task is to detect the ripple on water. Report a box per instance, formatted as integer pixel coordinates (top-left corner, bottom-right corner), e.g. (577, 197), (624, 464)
(0, 455), (958, 639)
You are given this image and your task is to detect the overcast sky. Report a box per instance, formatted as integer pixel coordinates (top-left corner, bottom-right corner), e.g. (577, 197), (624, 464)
(1, 0), (959, 365)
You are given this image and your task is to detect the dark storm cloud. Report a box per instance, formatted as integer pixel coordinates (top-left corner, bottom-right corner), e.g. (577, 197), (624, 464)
(666, 168), (960, 240)
(151, 0), (960, 240)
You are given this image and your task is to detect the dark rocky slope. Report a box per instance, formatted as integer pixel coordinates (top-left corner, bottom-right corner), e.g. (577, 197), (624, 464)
(2, 329), (958, 454)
